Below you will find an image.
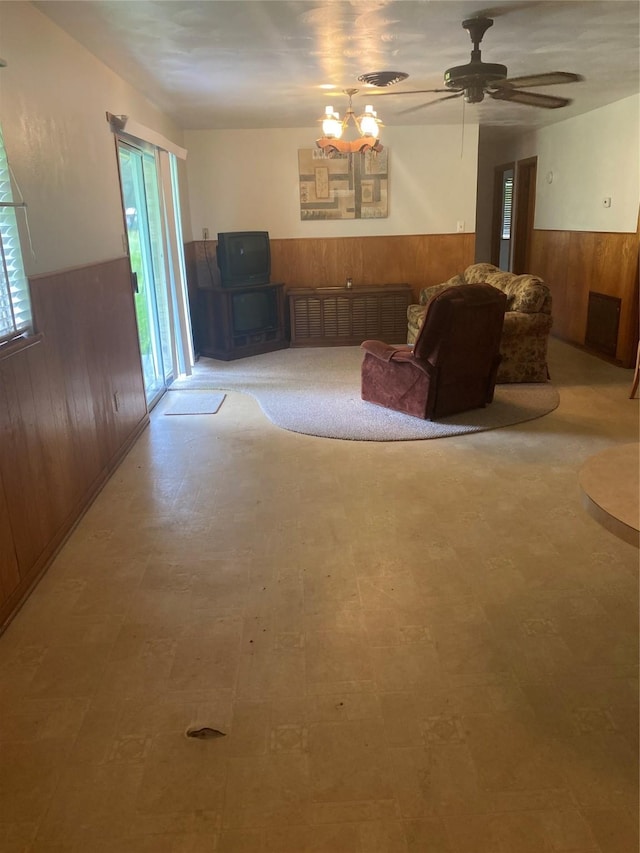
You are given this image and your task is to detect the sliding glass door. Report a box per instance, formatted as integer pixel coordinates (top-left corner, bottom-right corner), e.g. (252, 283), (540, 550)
(118, 141), (172, 406)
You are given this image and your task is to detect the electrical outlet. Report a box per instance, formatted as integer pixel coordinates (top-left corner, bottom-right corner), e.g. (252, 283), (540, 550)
(456, 220), (464, 233)
(202, 227), (210, 240)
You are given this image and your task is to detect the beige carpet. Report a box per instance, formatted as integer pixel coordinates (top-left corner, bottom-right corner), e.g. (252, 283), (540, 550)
(170, 347), (559, 441)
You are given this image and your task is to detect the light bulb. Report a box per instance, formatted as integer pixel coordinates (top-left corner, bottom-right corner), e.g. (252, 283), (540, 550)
(322, 107), (343, 139)
(359, 106), (379, 138)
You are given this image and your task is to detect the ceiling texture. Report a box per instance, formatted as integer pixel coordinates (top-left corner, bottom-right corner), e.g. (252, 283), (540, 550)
(35, 0), (639, 133)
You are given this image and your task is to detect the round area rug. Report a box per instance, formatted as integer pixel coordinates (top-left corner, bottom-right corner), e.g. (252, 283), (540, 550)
(170, 347), (560, 441)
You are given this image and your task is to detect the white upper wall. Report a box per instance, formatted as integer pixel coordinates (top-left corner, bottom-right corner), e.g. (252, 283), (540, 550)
(0, 1), (188, 276)
(184, 125), (479, 240)
(531, 95), (639, 232)
(477, 95), (638, 247)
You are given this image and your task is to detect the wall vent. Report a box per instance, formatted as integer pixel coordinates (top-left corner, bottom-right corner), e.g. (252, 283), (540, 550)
(585, 291), (620, 357)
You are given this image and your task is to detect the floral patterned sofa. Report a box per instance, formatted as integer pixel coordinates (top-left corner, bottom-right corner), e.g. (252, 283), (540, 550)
(407, 263), (553, 383)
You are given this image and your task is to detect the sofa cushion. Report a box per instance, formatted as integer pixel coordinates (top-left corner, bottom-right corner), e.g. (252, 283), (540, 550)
(506, 275), (548, 313)
(419, 273), (465, 305)
(463, 263), (501, 285)
(463, 264), (549, 313)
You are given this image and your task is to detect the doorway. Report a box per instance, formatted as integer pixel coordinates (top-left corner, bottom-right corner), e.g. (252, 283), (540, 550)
(491, 156), (537, 273)
(491, 163), (515, 269)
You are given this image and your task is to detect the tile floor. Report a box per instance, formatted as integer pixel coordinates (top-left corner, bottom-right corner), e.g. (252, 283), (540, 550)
(0, 338), (638, 852)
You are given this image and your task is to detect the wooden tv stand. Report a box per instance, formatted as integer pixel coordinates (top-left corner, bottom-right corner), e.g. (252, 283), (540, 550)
(196, 282), (288, 361)
(288, 284), (411, 347)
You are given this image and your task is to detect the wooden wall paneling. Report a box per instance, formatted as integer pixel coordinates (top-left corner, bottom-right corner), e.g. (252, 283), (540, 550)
(31, 272), (106, 486)
(0, 370), (26, 600)
(191, 241), (220, 290)
(529, 229), (638, 366)
(529, 230), (571, 340)
(618, 236), (639, 367)
(0, 472), (20, 604)
(92, 258), (147, 460)
(590, 231), (638, 365)
(27, 326), (92, 546)
(0, 347), (58, 573)
(268, 234), (475, 302)
(187, 236), (477, 306)
(410, 234), (476, 297)
(0, 257), (149, 629)
(85, 266), (118, 462)
(109, 261), (148, 452)
(565, 232), (595, 344)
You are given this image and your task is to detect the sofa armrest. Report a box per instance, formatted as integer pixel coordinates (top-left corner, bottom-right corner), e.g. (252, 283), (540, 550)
(502, 311), (553, 338)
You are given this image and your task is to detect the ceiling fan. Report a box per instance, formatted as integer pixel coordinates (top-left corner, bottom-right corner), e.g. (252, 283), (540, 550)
(364, 17), (583, 114)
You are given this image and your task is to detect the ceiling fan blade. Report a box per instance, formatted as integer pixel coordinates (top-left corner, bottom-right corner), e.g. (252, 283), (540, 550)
(397, 92), (464, 115)
(371, 88), (454, 98)
(495, 71), (583, 89)
(490, 88), (572, 108)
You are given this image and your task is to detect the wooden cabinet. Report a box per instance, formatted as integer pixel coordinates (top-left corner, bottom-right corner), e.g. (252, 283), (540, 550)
(196, 283), (289, 361)
(288, 284), (411, 347)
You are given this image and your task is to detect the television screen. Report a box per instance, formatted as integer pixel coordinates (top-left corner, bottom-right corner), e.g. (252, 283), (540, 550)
(216, 231), (271, 287)
(232, 290), (277, 334)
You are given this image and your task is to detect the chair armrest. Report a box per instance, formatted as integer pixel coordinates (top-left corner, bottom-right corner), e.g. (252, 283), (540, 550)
(361, 341), (434, 377)
(361, 340), (413, 362)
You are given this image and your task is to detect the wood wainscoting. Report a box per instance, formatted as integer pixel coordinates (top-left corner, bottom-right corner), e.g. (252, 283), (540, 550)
(270, 235), (476, 301)
(0, 257), (148, 630)
(529, 229), (639, 367)
(187, 234), (476, 304)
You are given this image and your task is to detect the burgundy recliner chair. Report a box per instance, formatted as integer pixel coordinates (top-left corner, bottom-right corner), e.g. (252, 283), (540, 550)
(361, 283), (507, 419)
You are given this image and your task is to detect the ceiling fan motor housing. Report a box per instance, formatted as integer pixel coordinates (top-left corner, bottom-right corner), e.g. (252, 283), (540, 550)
(444, 61), (508, 98)
(444, 17), (506, 103)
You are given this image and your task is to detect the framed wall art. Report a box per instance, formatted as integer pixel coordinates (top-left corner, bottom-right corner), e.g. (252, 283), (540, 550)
(298, 148), (388, 220)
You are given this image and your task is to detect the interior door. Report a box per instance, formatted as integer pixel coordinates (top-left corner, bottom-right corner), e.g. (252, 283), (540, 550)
(117, 141), (173, 407)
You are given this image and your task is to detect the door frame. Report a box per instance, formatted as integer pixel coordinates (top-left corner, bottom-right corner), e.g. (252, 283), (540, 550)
(512, 156), (538, 274)
(112, 134), (194, 410)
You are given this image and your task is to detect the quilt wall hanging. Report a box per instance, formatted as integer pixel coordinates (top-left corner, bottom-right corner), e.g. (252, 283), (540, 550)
(298, 148), (388, 220)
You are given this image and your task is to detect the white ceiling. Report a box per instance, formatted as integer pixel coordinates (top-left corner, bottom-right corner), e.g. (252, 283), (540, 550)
(35, 0), (640, 132)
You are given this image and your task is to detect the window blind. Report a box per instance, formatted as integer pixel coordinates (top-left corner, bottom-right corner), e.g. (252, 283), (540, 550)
(501, 175), (514, 240)
(0, 125), (32, 344)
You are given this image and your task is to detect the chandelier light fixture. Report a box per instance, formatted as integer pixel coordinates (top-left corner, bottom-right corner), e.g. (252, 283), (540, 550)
(316, 88), (383, 155)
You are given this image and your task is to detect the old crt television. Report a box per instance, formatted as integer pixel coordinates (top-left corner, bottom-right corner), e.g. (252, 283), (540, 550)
(216, 231), (271, 287)
(231, 289), (278, 337)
